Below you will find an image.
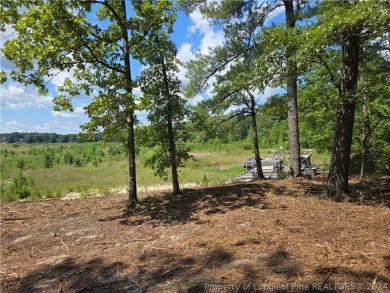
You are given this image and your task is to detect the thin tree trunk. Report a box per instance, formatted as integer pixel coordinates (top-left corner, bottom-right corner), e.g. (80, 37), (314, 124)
(167, 113), (180, 195)
(284, 0), (301, 177)
(122, 0), (137, 206)
(160, 56), (180, 195)
(247, 90), (264, 179)
(360, 52), (370, 180)
(360, 95), (370, 180)
(327, 25), (360, 198)
(126, 113), (137, 205)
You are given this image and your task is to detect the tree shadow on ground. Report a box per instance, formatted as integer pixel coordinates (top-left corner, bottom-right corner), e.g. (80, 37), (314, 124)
(3, 257), (132, 293)
(265, 250), (301, 276)
(293, 176), (390, 207)
(99, 176), (389, 227)
(101, 182), (271, 226)
(346, 176), (390, 207)
(385, 255), (390, 272)
(2, 248), (231, 293)
(315, 263), (390, 291)
(5, 249), (389, 292)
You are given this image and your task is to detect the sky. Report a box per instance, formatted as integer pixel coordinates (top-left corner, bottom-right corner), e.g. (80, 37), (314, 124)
(0, 3), (285, 135)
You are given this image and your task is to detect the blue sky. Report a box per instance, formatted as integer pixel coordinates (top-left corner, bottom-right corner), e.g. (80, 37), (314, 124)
(0, 4), (284, 134)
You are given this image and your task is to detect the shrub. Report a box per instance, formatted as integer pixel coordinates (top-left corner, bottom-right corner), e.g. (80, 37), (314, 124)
(63, 151), (74, 165)
(12, 172), (34, 199)
(17, 159), (26, 170)
(44, 153), (54, 168)
(1, 173), (42, 202)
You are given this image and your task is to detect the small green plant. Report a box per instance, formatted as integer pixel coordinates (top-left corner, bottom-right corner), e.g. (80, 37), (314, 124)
(44, 153), (53, 168)
(92, 158), (99, 167)
(99, 186), (110, 195)
(74, 158), (83, 167)
(1, 172), (42, 202)
(17, 159), (26, 170)
(12, 172), (35, 199)
(201, 174), (209, 186)
(80, 191), (88, 198)
(76, 184), (88, 193)
(279, 171), (290, 180)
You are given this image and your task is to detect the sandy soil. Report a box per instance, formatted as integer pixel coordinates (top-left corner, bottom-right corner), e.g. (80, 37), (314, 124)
(1, 176), (389, 292)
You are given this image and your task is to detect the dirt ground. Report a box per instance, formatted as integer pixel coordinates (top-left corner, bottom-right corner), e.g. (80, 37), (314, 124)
(1, 176), (389, 293)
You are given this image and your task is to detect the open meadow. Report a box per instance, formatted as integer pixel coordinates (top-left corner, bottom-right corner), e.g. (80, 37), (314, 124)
(0, 142), (330, 202)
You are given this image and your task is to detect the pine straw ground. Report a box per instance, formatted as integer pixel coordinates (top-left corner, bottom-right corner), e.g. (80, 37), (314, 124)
(1, 176), (389, 293)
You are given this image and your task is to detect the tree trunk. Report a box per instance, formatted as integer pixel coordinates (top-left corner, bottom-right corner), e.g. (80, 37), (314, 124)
(360, 94), (370, 180)
(122, 0), (137, 206)
(327, 25), (360, 198)
(284, 0), (301, 177)
(167, 113), (180, 195)
(247, 90), (264, 179)
(286, 74), (301, 177)
(127, 113), (137, 206)
(360, 52), (370, 180)
(161, 56), (180, 195)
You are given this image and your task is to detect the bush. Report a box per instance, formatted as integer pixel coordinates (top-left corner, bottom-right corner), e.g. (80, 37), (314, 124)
(1, 172), (42, 202)
(17, 159), (26, 170)
(44, 153), (54, 168)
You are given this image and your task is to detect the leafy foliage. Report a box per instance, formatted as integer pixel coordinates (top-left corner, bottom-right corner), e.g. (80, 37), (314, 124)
(1, 172), (39, 202)
(139, 57), (193, 183)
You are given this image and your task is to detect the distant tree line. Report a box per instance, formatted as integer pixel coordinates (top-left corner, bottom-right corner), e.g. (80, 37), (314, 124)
(0, 132), (105, 144)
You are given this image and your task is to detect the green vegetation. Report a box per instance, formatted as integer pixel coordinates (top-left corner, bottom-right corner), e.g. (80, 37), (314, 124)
(1, 142), (287, 203)
(1, 140), (332, 203)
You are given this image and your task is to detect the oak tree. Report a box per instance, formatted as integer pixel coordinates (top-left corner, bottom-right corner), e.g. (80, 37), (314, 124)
(1, 0), (177, 206)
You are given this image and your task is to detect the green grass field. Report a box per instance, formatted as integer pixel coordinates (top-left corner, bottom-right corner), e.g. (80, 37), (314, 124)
(0, 142), (330, 202)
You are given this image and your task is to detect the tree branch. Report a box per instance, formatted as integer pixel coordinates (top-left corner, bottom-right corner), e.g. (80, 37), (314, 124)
(59, 5), (125, 74)
(215, 110), (250, 129)
(197, 45), (254, 92)
(80, 0), (125, 29)
(316, 53), (340, 90)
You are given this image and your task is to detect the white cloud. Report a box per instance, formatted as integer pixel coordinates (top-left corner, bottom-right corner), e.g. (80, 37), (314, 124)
(188, 10), (211, 35)
(133, 87), (142, 98)
(178, 43), (195, 63)
(135, 109), (148, 124)
(51, 111), (80, 118)
(0, 83), (53, 109)
(0, 118), (83, 134)
(51, 103), (88, 118)
(181, 10), (226, 96)
(198, 30), (225, 55)
(2, 120), (27, 132)
(175, 43), (196, 86)
(188, 10), (225, 55)
(49, 68), (78, 88)
(5, 121), (19, 126)
(74, 104), (86, 114)
(31, 120), (82, 134)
